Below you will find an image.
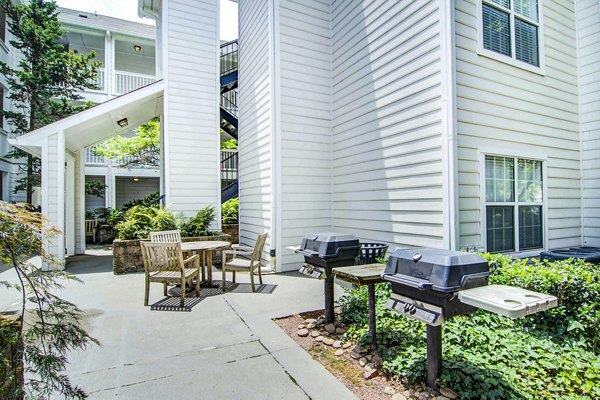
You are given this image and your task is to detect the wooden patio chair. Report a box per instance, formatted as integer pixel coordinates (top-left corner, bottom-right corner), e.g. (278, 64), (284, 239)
(140, 241), (200, 307)
(85, 219), (97, 244)
(150, 230), (182, 243)
(222, 233), (268, 292)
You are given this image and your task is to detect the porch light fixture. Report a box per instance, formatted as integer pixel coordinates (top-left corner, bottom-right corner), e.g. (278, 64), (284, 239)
(116, 117), (128, 128)
(133, 177), (140, 182)
(134, 45), (142, 52)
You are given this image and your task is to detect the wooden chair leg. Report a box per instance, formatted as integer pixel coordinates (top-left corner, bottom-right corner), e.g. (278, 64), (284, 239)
(196, 274), (200, 297)
(163, 283), (168, 296)
(180, 278), (185, 307)
(258, 265), (263, 285)
(144, 276), (150, 306)
(250, 271), (255, 292)
(222, 268), (227, 291)
(232, 270), (236, 283)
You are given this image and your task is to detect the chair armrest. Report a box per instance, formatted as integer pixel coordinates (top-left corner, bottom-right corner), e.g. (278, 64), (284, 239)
(223, 250), (252, 256)
(184, 254), (200, 265)
(232, 244), (254, 252)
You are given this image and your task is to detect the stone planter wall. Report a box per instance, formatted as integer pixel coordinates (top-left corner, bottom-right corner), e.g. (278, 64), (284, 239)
(113, 233), (232, 275)
(0, 314), (23, 400)
(221, 224), (239, 244)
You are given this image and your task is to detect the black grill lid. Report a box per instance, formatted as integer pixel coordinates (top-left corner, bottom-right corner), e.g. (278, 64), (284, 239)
(382, 248), (489, 293)
(297, 232), (360, 259)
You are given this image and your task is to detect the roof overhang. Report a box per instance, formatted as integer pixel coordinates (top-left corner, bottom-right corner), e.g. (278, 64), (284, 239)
(10, 80), (165, 158)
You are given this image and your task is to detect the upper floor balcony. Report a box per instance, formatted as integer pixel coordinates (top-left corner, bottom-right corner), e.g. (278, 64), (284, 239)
(59, 23), (158, 100)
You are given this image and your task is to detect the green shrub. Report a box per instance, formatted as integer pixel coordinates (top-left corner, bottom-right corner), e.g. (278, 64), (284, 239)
(338, 255), (600, 399)
(115, 205), (178, 240)
(120, 192), (161, 212)
(221, 198), (238, 224)
(181, 206), (216, 238)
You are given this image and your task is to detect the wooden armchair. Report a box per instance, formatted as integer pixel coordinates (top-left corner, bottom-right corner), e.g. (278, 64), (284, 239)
(85, 219), (97, 244)
(140, 241), (200, 307)
(150, 230), (182, 243)
(222, 233), (268, 292)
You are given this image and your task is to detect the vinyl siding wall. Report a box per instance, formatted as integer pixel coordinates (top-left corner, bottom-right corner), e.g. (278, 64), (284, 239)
(238, 0), (273, 263)
(330, 0), (447, 249)
(455, 0), (581, 251)
(164, 0), (220, 220)
(278, 0), (333, 270)
(577, 0), (600, 246)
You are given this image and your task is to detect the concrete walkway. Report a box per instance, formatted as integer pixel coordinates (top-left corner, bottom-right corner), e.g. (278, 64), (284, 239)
(0, 249), (357, 400)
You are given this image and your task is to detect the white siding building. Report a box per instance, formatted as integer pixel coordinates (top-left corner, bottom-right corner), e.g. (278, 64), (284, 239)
(238, 0), (600, 271)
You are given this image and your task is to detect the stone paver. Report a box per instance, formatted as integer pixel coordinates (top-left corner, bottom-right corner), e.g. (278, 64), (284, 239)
(0, 250), (356, 400)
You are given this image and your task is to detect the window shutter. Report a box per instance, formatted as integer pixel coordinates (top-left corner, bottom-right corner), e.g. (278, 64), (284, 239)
(483, 4), (511, 57)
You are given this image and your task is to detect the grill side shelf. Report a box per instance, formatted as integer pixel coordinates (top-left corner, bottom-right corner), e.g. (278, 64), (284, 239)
(458, 285), (558, 319)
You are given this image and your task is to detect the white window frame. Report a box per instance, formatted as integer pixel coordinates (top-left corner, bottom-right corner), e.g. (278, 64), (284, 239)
(479, 150), (548, 257)
(476, 0), (546, 75)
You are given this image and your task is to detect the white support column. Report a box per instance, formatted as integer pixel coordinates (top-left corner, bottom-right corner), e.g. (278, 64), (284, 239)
(74, 150), (85, 255)
(65, 153), (75, 257)
(41, 131), (65, 270)
(105, 30), (114, 96)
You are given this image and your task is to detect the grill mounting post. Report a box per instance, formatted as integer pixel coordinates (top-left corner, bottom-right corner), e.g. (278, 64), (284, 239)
(367, 284), (377, 349)
(324, 272), (335, 323)
(426, 325), (442, 389)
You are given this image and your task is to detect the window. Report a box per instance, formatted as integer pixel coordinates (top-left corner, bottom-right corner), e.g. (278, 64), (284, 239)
(485, 155), (543, 253)
(0, 8), (5, 44)
(481, 0), (541, 67)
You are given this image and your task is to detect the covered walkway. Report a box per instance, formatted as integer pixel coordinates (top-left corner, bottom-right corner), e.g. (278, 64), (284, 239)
(9, 82), (165, 269)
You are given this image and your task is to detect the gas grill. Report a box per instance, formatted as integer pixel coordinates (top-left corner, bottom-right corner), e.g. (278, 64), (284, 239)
(382, 248), (558, 389)
(295, 233), (361, 322)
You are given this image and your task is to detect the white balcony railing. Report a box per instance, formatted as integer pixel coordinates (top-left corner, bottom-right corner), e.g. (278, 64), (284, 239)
(114, 71), (158, 95)
(85, 147), (155, 168)
(92, 68), (106, 92)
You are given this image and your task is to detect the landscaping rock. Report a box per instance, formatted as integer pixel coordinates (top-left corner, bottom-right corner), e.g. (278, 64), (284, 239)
(332, 340), (343, 349)
(316, 317), (326, 326)
(334, 349), (345, 356)
(391, 394), (407, 400)
(315, 336), (324, 342)
(305, 318), (316, 324)
(310, 330), (320, 338)
(364, 369), (378, 380)
(307, 321), (317, 329)
(324, 323), (336, 333)
(359, 357), (367, 367)
(365, 363), (375, 372)
(350, 351), (361, 360)
(298, 324), (306, 330)
(335, 327), (346, 335)
(418, 393), (429, 400)
(297, 328), (309, 337)
(439, 388), (458, 400)
(353, 345), (368, 354)
(323, 338), (334, 346)
(342, 342), (352, 349)
(372, 354), (384, 367)
(384, 387), (396, 396)
(321, 331), (330, 337)
(366, 354), (373, 361)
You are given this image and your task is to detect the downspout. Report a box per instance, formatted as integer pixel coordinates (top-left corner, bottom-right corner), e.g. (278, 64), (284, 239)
(440, 0), (458, 250)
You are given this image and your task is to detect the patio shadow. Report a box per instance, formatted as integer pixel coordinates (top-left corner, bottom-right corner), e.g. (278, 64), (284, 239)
(150, 296), (203, 312)
(65, 254), (114, 275)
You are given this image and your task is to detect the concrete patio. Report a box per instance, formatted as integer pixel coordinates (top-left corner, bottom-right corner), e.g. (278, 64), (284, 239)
(0, 248), (357, 400)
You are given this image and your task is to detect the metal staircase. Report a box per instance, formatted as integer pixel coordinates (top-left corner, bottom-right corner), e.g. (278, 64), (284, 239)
(220, 40), (239, 202)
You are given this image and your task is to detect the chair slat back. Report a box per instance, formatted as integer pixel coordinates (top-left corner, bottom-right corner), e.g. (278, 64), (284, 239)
(141, 241), (185, 273)
(251, 233), (268, 266)
(85, 220), (97, 232)
(150, 230), (182, 243)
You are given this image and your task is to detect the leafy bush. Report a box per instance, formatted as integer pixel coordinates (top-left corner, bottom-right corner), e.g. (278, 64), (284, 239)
(181, 206), (216, 238)
(221, 139), (238, 149)
(221, 198), (238, 224)
(339, 255), (600, 399)
(115, 205), (178, 240)
(120, 192), (161, 212)
(86, 207), (124, 227)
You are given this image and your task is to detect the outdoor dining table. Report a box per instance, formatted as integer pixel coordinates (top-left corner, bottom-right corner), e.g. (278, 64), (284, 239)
(181, 241), (231, 287)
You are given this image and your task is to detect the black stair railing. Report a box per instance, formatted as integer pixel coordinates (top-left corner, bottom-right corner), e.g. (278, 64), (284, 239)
(220, 40), (238, 76)
(220, 90), (238, 117)
(221, 150), (238, 190)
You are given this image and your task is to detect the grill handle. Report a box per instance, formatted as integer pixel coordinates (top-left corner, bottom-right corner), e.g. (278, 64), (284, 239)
(384, 274), (433, 291)
(295, 249), (319, 257)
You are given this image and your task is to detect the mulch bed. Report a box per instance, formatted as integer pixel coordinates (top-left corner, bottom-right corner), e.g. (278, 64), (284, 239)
(274, 309), (458, 400)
